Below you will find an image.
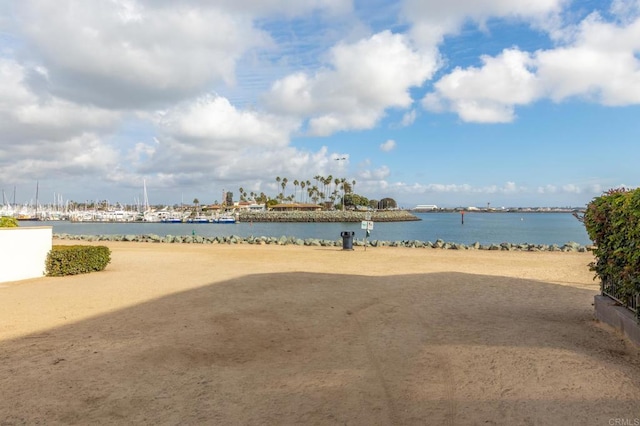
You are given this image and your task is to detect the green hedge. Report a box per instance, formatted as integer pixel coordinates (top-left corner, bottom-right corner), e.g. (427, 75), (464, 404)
(0, 216), (19, 227)
(583, 188), (640, 305)
(46, 245), (111, 277)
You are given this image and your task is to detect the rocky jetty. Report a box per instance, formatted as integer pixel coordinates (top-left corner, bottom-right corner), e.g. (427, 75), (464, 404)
(237, 210), (420, 223)
(53, 233), (591, 252)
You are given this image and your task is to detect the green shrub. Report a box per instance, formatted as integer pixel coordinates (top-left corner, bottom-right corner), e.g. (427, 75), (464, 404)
(583, 187), (640, 304)
(46, 245), (111, 277)
(0, 216), (19, 227)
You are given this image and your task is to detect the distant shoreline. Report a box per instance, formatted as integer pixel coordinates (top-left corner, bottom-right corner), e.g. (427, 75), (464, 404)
(14, 209), (584, 225)
(411, 208), (585, 213)
(238, 208), (583, 222)
(238, 210), (420, 223)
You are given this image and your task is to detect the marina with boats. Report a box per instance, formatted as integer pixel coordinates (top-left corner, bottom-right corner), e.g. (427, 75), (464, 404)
(1, 181), (241, 224)
(0, 204), (239, 224)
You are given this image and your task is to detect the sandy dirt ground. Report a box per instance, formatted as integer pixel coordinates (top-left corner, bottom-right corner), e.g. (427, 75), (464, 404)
(1, 241), (639, 425)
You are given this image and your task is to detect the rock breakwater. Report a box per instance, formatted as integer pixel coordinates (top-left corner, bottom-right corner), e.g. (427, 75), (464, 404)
(237, 210), (420, 222)
(53, 233), (590, 252)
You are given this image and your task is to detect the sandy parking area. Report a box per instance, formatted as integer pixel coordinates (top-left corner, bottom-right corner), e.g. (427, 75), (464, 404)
(1, 242), (639, 425)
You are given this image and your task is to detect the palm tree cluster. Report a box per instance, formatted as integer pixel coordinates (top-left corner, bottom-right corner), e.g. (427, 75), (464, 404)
(236, 187), (270, 205)
(238, 176), (357, 207)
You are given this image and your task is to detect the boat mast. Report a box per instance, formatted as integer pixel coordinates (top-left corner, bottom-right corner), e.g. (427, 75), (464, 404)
(35, 181), (39, 218)
(143, 179), (150, 212)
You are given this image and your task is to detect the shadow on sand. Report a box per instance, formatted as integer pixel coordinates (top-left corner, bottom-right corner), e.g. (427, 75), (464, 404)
(1, 271), (639, 425)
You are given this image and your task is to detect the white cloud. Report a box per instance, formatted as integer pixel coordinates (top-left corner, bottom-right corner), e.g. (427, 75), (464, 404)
(0, 56), (130, 195)
(402, 0), (565, 48)
(264, 30), (437, 135)
(537, 184), (558, 194)
(401, 109), (417, 126)
(380, 139), (396, 152)
(1, 0), (634, 207)
(337, 175), (611, 208)
(134, 96), (355, 190)
(422, 9), (640, 122)
(136, 137), (351, 193)
(423, 48), (539, 123)
(144, 94), (300, 177)
(561, 184), (582, 194)
(536, 12), (640, 105)
(158, 94), (298, 148)
(0, 58), (121, 145)
(503, 181), (519, 193)
(589, 183), (604, 194)
(0, 132), (120, 185)
(398, 182), (602, 196)
(212, 0), (353, 17)
(424, 183), (473, 193)
(14, 0), (271, 108)
(610, 0), (640, 23)
(409, 181), (527, 195)
(357, 165), (391, 181)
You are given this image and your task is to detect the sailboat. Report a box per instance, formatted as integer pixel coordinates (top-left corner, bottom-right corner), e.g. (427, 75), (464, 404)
(141, 179), (162, 222)
(15, 183), (39, 221)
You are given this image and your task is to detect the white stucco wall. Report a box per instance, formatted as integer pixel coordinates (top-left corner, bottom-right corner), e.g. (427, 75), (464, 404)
(0, 226), (52, 283)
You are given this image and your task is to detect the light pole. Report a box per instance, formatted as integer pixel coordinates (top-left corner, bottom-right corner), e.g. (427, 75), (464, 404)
(334, 156), (347, 210)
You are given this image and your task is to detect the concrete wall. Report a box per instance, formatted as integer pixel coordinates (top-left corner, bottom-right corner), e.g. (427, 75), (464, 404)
(0, 226), (52, 283)
(594, 294), (640, 347)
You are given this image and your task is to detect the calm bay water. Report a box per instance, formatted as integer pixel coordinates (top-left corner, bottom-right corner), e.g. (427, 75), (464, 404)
(27, 212), (592, 246)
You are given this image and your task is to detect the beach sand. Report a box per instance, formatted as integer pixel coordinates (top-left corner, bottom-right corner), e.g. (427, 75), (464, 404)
(1, 242), (639, 425)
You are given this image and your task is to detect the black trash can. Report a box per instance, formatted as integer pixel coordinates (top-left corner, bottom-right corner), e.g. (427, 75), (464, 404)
(341, 231), (355, 250)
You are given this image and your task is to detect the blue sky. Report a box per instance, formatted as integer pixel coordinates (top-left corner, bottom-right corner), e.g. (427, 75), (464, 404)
(1, 0), (639, 208)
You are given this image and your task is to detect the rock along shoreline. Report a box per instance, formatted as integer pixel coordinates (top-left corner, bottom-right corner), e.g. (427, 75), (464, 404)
(53, 233), (591, 252)
(237, 210), (421, 222)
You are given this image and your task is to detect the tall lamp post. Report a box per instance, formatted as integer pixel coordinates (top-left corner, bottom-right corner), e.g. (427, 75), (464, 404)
(334, 156), (347, 211)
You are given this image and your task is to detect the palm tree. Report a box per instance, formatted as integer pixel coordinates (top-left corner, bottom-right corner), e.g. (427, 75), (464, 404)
(293, 179), (299, 202)
(300, 181), (306, 203)
(341, 180), (350, 193)
(281, 177), (288, 200)
(275, 176), (281, 198)
(309, 186), (317, 204)
(238, 187), (244, 201)
(340, 178), (348, 210)
(325, 176), (333, 204)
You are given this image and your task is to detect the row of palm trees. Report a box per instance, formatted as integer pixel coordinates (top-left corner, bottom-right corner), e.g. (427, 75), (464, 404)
(238, 175), (357, 207)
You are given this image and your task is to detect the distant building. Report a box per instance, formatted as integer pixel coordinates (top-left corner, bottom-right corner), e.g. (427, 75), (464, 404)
(237, 201), (266, 212)
(413, 204), (438, 211)
(270, 203), (322, 212)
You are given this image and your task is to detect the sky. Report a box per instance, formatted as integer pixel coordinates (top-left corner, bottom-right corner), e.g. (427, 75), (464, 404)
(1, 0), (639, 209)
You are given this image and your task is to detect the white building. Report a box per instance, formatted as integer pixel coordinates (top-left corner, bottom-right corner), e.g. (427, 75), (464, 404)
(413, 204), (438, 211)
